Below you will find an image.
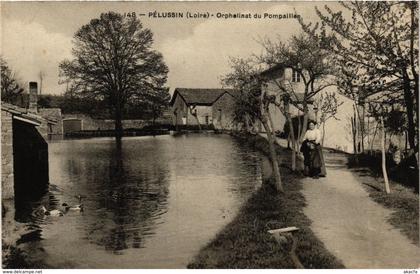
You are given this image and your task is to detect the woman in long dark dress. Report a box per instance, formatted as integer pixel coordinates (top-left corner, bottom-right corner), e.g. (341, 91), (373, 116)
(301, 121), (326, 178)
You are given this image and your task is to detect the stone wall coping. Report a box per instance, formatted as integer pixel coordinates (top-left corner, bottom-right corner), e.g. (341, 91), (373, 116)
(1, 101), (57, 125)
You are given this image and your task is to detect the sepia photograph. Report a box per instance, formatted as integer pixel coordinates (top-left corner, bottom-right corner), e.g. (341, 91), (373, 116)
(1, 1), (419, 270)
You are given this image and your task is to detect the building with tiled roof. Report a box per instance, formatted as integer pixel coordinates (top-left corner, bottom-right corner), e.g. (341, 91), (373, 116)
(170, 88), (239, 106)
(170, 88), (240, 129)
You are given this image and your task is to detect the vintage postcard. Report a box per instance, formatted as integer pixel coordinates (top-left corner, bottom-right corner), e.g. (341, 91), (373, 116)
(1, 1), (419, 271)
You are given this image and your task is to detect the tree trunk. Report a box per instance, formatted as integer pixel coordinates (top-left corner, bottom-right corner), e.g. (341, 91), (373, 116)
(115, 103), (123, 141)
(366, 116), (370, 150)
(322, 121), (326, 146)
(300, 112), (309, 142)
(384, 131), (387, 153)
(361, 104), (365, 153)
(291, 141), (296, 171)
(297, 116), (301, 143)
(353, 104), (360, 154)
(284, 106), (296, 171)
(261, 115), (283, 193)
(402, 71), (416, 151)
(409, 3), (419, 148)
(380, 116), (391, 194)
(260, 90), (283, 193)
(370, 123), (378, 152)
(289, 118), (296, 171)
(351, 116), (357, 154)
(366, 117), (370, 149)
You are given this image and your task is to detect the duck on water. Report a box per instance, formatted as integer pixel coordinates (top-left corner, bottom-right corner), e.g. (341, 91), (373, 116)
(33, 195), (84, 217)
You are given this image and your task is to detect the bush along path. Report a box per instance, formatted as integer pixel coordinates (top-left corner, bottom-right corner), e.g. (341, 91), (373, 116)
(301, 152), (420, 268)
(188, 133), (344, 268)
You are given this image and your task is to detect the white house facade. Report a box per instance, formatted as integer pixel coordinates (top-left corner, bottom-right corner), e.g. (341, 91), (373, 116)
(260, 64), (355, 153)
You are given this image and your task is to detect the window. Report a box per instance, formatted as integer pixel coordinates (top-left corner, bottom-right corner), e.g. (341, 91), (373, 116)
(292, 69), (301, 83)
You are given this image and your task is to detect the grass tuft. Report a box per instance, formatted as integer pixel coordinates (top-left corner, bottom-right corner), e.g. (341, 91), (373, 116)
(353, 171), (419, 246)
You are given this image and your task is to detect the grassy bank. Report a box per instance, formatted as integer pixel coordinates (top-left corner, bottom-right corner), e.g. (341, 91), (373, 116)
(2, 243), (46, 268)
(188, 133), (344, 269)
(348, 152), (419, 192)
(351, 168), (419, 245)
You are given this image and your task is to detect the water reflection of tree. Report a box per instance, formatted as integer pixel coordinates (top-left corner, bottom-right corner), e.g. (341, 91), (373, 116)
(228, 141), (265, 197)
(88, 140), (170, 253)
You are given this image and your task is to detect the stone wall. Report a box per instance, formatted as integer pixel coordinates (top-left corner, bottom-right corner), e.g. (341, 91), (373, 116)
(1, 110), (14, 200)
(1, 110), (15, 247)
(62, 113), (159, 133)
(188, 105), (212, 125)
(172, 95), (188, 125)
(212, 93), (236, 130)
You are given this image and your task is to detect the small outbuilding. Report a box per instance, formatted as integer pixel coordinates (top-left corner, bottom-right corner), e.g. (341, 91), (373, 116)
(1, 102), (52, 204)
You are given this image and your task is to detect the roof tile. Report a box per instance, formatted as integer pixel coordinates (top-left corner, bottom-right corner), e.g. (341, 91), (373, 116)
(171, 88), (236, 105)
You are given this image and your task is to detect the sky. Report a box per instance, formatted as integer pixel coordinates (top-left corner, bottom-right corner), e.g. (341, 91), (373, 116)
(1, 1), (341, 95)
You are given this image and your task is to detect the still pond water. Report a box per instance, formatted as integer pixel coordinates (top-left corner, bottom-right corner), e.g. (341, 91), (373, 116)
(17, 134), (268, 268)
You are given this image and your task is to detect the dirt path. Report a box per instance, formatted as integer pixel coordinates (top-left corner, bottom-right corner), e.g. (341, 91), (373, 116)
(302, 153), (420, 268)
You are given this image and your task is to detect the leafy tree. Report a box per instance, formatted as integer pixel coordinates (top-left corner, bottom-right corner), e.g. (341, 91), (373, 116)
(1, 57), (24, 104)
(59, 12), (168, 139)
(305, 2), (418, 152)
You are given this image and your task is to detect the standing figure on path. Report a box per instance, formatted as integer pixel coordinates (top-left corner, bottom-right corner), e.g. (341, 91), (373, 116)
(300, 120), (327, 178)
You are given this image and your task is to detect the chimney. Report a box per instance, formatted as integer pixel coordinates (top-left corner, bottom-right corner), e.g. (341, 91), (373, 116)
(29, 82), (38, 113)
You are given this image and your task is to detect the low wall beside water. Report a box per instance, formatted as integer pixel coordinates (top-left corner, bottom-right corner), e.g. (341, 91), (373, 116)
(62, 113), (171, 135)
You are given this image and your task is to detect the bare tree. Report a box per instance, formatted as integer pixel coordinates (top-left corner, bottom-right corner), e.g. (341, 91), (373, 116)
(308, 1), (418, 154)
(222, 58), (284, 193)
(258, 33), (335, 143)
(1, 57), (24, 104)
(313, 92), (343, 145)
(380, 115), (391, 194)
(368, 103), (393, 193)
(282, 96), (297, 171)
